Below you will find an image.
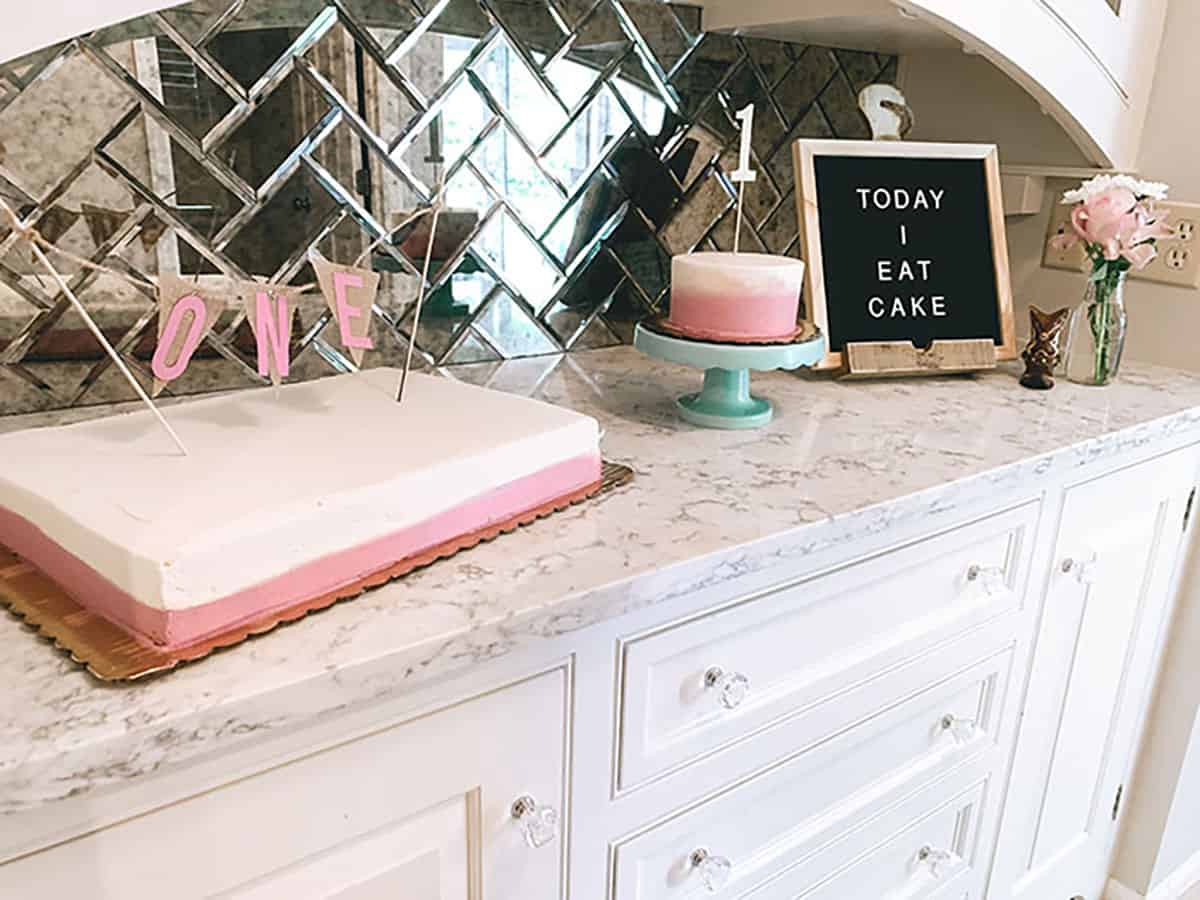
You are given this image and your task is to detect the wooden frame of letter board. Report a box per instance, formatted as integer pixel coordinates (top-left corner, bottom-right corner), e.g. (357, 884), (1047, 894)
(792, 139), (1016, 376)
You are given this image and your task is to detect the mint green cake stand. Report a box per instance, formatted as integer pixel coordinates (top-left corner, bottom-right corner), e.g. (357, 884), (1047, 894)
(633, 323), (826, 429)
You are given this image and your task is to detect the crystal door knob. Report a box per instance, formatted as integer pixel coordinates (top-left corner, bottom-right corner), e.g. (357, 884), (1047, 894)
(965, 563), (1005, 595)
(691, 848), (732, 893)
(1062, 552), (1099, 585)
(917, 845), (959, 878)
(704, 667), (750, 710)
(512, 795), (559, 848)
(939, 713), (980, 744)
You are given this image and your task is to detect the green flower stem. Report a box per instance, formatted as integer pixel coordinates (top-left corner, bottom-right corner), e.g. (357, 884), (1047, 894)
(1085, 257), (1128, 385)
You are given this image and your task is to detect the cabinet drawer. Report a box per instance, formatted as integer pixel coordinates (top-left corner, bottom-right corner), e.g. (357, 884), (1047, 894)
(740, 775), (988, 900)
(0, 669), (569, 900)
(617, 504), (1037, 790)
(612, 649), (1013, 900)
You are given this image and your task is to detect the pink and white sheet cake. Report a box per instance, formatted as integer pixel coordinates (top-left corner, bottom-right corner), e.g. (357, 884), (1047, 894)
(668, 252), (805, 342)
(0, 370), (601, 649)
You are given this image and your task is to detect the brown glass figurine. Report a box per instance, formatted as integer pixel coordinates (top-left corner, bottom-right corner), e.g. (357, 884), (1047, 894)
(1020, 305), (1071, 390)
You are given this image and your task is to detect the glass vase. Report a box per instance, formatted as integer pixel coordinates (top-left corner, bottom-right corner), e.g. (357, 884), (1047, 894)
(1064, 272), (1128, 386)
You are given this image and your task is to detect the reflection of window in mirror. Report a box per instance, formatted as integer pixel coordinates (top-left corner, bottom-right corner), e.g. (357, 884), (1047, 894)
(153, 26), (354, 277)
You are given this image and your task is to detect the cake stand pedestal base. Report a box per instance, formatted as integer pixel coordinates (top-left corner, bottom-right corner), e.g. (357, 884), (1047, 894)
(634, 322), (826, 430)
(678, 368), (772, 429)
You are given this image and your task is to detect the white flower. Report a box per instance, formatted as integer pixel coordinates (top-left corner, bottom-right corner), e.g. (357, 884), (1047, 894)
(1062, 173), (1170, 204)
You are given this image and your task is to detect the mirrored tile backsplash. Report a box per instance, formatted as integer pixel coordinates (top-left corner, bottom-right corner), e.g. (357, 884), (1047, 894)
(0, 0), (895, 413)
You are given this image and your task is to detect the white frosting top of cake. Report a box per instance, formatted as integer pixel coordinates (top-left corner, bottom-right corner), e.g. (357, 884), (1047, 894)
(0, 370), (599, 610)
(671, 251), (805, 294)
(673, 251), (805, 272)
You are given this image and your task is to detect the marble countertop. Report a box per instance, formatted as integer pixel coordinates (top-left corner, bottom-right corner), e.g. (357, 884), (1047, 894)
(6, 346), (1200, 817)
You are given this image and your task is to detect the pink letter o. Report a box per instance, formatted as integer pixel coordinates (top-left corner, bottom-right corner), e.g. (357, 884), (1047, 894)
(152, 295), (207, 382)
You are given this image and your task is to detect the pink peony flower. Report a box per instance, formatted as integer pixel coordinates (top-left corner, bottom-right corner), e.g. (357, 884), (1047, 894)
(1052, 186), (1173, 270)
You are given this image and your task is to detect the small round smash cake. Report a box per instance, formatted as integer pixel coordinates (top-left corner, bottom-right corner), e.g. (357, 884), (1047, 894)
(667, 252), (806, 343)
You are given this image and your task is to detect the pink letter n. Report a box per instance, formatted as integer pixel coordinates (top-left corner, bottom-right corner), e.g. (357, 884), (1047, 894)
(254, 291), (290, 379)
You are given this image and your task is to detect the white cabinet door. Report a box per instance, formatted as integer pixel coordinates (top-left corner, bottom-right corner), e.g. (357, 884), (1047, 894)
(989, 450), (1197, 900)
(0, 669), (568, 900)
(904, 0), (1166, 167)
(1042, 0), (1168, 96)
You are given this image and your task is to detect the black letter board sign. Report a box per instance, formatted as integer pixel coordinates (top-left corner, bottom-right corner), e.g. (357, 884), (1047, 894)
(792, 140), (1015, 373)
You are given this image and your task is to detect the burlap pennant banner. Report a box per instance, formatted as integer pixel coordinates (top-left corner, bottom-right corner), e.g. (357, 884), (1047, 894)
(310, 250), (380, 367)
(239, 282), (296, 387)
(152, 275), (225, 397)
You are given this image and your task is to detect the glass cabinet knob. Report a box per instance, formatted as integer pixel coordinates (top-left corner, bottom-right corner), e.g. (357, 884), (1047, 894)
(939, 713), (980, 744)
(705, 667), (750, 710)
(1062, 552), (1099, 585)
(916, 845), (960, 878)
(965, 563), (1005, 595)
(691, 848), (733, 893)
(512, 795), (559, 849)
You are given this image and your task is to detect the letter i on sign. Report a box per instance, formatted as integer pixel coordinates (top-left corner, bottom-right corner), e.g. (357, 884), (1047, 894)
(731, 104), (756, 254)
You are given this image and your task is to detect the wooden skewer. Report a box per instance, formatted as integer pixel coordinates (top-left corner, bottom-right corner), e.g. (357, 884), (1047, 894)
(398, 186), (443, 403)
(733, 181), (746, 254)
(2, 200), (189, 455)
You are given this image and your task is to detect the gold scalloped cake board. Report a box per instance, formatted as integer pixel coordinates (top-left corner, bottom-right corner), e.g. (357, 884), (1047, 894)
(0, 461), (633, 683)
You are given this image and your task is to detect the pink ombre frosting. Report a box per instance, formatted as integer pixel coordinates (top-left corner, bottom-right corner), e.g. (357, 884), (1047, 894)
(0, 369), (602, 649)
(668, 252), (805, 340)
(0, 453), (599, 649)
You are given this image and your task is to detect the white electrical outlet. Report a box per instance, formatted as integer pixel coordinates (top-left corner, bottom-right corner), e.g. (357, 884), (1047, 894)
(1131, 200), (1200, 288)
(1042, 207), (1089, 272)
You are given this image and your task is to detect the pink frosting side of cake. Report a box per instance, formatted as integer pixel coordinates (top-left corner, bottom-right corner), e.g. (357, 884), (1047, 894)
(0, 453), (601, 650)
(668, 252), (804, 340)
(669, 289), (801, 338)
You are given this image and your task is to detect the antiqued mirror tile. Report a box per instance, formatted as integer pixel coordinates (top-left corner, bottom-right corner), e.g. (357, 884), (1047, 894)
(817, 67), (869, 139)
(659, 170), (732, 255)
(471, 41), (566, 151)
(619, 1), (695, 77)
(541, 84), (632, 187)
(774, 46), (838, 123)
(0, 0), (895, 411)
(473, 288), (559, 356)
(542, 169), (624, 266)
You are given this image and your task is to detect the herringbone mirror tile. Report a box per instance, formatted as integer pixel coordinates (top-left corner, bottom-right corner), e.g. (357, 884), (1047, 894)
(0, 0), (894, 412)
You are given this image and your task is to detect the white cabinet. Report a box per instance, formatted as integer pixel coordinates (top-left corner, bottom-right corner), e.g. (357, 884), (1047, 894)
(0, 669), (569, 900)
(989, 450), (1197, 900)
(698, 0), (1168, 169)
(617, 505), (1036, 791)
(906, 0), (1170, 167)
(1042, 0), (1163, 95)
(612, 649), (1014, 899)
(2, 444), (1198, 900)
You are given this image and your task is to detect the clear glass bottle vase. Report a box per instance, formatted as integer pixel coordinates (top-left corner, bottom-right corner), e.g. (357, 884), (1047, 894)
(1064, 271), (1128, 386)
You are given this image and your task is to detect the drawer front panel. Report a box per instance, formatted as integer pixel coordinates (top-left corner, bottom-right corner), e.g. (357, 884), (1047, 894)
(0, 669), (569, 900)
(618, 504), (1037, 790)
(741, 776), (989, 900)
(612, 649), (1013, 900)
